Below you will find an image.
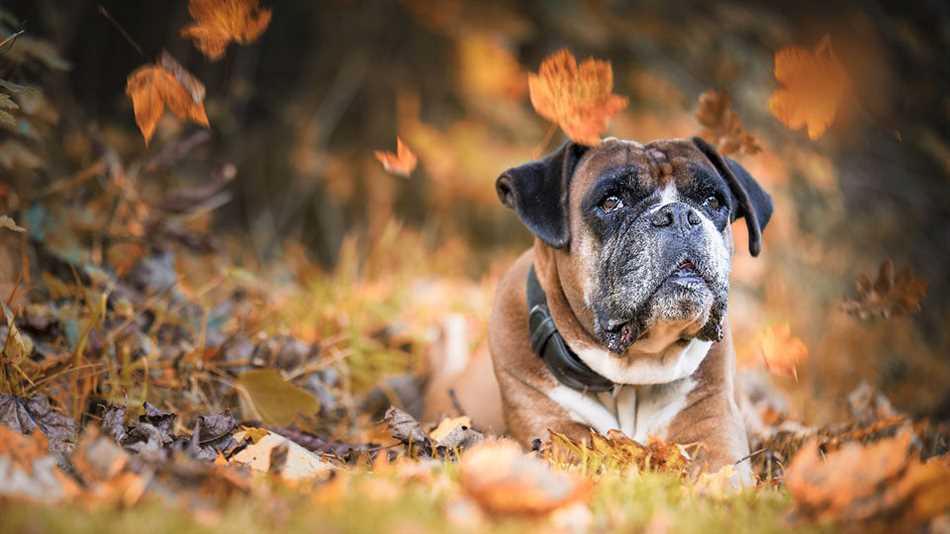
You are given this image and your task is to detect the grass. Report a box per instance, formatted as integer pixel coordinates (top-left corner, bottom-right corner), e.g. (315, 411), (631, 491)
(0, 466), (833, 534)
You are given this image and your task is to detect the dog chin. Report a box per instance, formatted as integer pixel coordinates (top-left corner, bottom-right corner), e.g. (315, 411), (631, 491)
(599, 278), (718, 354)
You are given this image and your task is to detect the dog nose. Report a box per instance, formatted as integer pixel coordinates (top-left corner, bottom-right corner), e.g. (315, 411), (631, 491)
(650, 203), (701, 228)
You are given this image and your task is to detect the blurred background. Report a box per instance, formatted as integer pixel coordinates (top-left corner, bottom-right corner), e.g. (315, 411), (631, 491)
(1, 0), (948, 428)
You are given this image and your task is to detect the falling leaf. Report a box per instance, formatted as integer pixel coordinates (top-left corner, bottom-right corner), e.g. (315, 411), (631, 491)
(768, 35), (851, 140)
(374, 137), (418, 177)
(528, 49), (628, 146)
(841, 259), (927, 320)
(460, 439), (592, 516)
(758, 323), (808, 381)
(180, 0), (272, 61)
(235, 369), (320, 427)
(126, 51), (210, 145)
(695, 90), (760, 156)
(785, 432), (950, 526)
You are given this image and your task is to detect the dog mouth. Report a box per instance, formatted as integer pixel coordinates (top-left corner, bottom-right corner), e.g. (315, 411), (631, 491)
(599, 258), (712, 353)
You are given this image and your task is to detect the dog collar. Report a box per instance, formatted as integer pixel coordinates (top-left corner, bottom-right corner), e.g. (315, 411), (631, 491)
(526, 266), (615, 393)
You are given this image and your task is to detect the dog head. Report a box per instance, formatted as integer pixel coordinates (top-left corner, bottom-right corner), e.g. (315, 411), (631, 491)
(496, 137), (772, 355)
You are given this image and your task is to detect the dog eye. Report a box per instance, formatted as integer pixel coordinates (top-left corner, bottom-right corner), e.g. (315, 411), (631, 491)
(600, 195), (623, 213)
(703, 195), (722, 210)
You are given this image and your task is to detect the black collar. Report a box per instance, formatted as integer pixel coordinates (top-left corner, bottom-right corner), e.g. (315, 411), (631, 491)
(526, 266), (614, 393)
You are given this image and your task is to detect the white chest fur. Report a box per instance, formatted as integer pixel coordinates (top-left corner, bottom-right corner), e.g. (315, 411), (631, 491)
(547, 378), (695, 443)
(545, 339), (710, 442)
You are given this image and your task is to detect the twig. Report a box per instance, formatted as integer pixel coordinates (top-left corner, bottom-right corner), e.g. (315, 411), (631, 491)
(735, 447), (766, 465)
(98, 5), (145, 58)
(0, 29), (25, 52)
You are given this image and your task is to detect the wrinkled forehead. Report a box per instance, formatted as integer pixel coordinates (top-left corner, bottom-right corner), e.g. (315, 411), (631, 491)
(569, 138), (713, 205)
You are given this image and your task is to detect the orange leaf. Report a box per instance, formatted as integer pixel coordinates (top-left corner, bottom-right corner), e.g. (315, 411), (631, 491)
(125, 52), (210, 145)
(695, 90), (760, 156)
(181, 0), (272, 61)
(528, 49), (628, 146)
(374, 137), (418, 177)
(758, 322), (808, 381)
(768, 35), (851, 140)
(785, 432), (950, 525)
(460, 439), (592, 516)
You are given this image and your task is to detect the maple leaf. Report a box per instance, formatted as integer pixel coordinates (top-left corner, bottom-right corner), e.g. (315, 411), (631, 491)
(125, 52), (210, 145)
(180, 0), (272, 61)
(528, 49), (628, 146)
(758, 323), (808, 381)
(459, 439), (592, 516)
(785, 432), (950, 525)
(841, 259), (927, 320)
(695, 89), (761, 156)
(768, 35), (851, 140)
(374, 137), (418, 177)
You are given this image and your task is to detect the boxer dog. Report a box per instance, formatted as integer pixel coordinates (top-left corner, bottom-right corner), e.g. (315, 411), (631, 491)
(424, 136), (771, 481)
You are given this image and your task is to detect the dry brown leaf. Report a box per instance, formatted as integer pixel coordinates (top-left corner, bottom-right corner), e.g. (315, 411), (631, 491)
(785, 432), (950, 526)
(181, 0), (272, 61)
(374, 137), (418, 177)
(460, 439), (592, 516)
(759, 323), (808, 381)
(544, 429), (691, 475)
(695, 90), (760, 156)
(126, 52), (210, 145)
(768, 35), (851, 140)
(841, 259), (927, 320)
(0, 214), (25, 233)
(528, 49), (628, 146)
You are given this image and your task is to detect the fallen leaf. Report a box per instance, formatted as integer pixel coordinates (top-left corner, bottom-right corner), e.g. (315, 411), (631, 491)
(0, 92), (17, 128)
(543, 429), (691, 475)
(429, 415), (483, 450)
(126, 51), (210, 145)
(385, 406), (429, 448)
(235, 369), (320, 427)
(374, 137), (418, 177)
(759, 323), (808, 381)
(841, 259), (927, 320)
(230, 428), (333, 480)
(528, 48), (628, 146)
(0, 215), (25, 233)
(0, 394), (76, 458)
(785, 431), (950, 526)
(692, 464), (743, 498)
(1, 300), (32, 363)
(768, 35), (851, 140)
(0, 426), (80, 502)
(180, 0), (272, 61)
(460, 439), (592, 516)
(695, 90), (760, 156)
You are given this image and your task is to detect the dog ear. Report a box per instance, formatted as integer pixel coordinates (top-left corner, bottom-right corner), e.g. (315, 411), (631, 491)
(496, 142), (588, 249)
(691, 136), (773, 256)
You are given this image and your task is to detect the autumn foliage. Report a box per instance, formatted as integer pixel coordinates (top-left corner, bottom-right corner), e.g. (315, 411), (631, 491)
(180, 0), (272, 61)
(126, 52), (209, 144)
(528, 49), (628, 146)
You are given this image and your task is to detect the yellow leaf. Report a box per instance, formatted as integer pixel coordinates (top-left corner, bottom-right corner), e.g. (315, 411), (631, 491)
(528, 49), (628, 146)
(768, 35), (851, 140)
(374, 137), (418, 177)
(0, 215), (25, 233)
(181, 0), (272, 61)
(126, 52), (210, 145)
(235, 369), (320, 427)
